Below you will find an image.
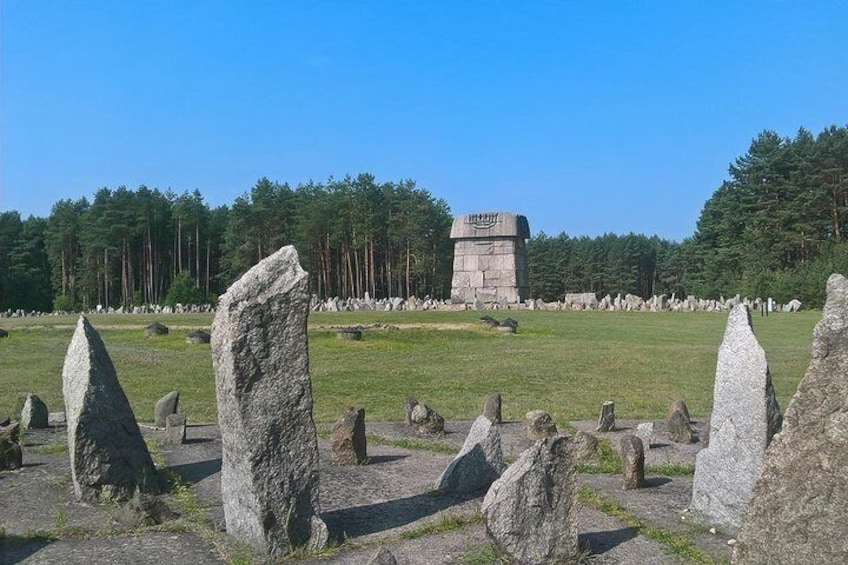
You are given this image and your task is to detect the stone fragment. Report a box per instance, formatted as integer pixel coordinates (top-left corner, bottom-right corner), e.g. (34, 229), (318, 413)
(185, 329), (211, 344)
(367, 547), (398, 565)
(596, 400), (616, 432)
(620, 435), (646, 490)
(436, 415), (506, 495)
(690, 305), (781, 533)
(734, 274), (848, 563)
(666, 399), (691, 423)
(116, 491), (178, 528)
(331, 407), (367, 465)
(403, 396), (418, 426)
(525, 410), (557, 440)
(410, 403), (445, 435)
(21, 394), (49, 429)
(482, 392), (502, 423)
(636, 422), (654, 449)
(0, 435), (22, 470)
(144, 322), (169, 337)
(164, 413), (186, 445)
(62, 316), (159, 502)
(211, 246), (326, 555)
(573, 430), (599, 459)
(668, 410), (695, 444)
(482, 436), (578, 564)
(154, 390), (180, 428)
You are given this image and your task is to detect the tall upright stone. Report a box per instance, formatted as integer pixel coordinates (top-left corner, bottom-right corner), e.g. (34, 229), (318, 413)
(436, 415), (506, 495)
(690, 305), (781, 532)
(62, 316), (159, 502)
(21, 394), (49, 429)
(734, 274), (848, 564)
(211, 246), (327, 556)
(450, 212), (530, 304)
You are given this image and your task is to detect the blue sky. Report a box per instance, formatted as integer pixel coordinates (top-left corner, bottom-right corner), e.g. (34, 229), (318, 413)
(1, 2), (845, 242)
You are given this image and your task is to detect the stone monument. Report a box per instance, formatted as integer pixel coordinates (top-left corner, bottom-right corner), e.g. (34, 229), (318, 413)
(450, 212), (530, 304)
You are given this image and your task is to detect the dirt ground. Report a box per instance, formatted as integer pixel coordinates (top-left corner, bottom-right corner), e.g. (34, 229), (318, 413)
(1, 417), (733, 564)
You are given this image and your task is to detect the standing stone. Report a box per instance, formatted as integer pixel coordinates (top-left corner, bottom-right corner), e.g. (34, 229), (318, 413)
(525, 410), (557, 440)
(635, 422), (654, 449)
(667, 410), (695, 444)
(666, 399), (691, 423)
(596, 400), (616, 432)
(482, 392), (502, 423)
(436, 415), (506, 495)
(62, 316), (159, 502)
(403, 396), (419, 426)
(331, 407), (367, 465)
(620, 435), (646, 490)
(164, 414), (186, 445)
(734, 274), (848, 564)
(20, 394), (49, 429)
(573, 430), (599, 459)
(690, 305), (781, 533)
(211, 246), (327, 556)
(154, 390), (180, 428)
(482, 436), (578, 564)
(410, 403), (445, 435)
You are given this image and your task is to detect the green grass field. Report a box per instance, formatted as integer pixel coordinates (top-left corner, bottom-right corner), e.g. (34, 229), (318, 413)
(0, 310), (820, 427)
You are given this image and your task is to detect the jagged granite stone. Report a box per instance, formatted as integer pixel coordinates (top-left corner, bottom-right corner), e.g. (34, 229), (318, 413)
(211, 246), (327, 556)
(164, 413), (186, 445)
(620, 435), (646, 490)
(21, 394), (49, 429)
(573, 430), (599, 459)
(154, 390), (179, 428)
(635, 422), (654, 449)
(668, 410), (695, 444)
(596, 400), (616, 432)
(734, 274), (848, 564)
(482, 436), (578, 564)
(525, 409), (557, 440)
(331, 407), (367, 465)
(690, 305), (781, 533)
(666, 399), (691, 423)
(436, 415), (506, 495)
(482, 392), (502, 423)
(62, 316), (159, 502)
(410, 403), (445, 435)
(403, 396), (418, 426)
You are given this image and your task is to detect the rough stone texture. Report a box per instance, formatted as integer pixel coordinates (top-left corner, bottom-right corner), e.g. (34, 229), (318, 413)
(164, 413), (186, 445)
(621, 435), (646, 490)
(154, 390), (180, 428)
(701, 420), (711, 447)
(482, 436), (578, 564)
(636, 422), (654, 449)
(185, 329), (211, 345)
(596, 400), (616, 432)
(367, 547), (398, 565)
(667, 410), (695, 444)
(436, 415), (506, 495)
(144, 322), (169, 337)
(449, 212), (530, 304)
(116, 492), (178, 528)
(62, 316), (159, 502)
(734, 274), (848, 564)
(21, 394), (49, 429)
(573, 430), (599, 459)
(211, 246), (327, 556)
(331, 407), (367, 465)
(482, 392), (502, 423)
(403, 396), (418, 426)
(525, 409), (557, 440)
(666, 399), (691, 423)
(410, 403), (445, 435)
(0, 435), (22, 470)
(690, 304), (781, 533)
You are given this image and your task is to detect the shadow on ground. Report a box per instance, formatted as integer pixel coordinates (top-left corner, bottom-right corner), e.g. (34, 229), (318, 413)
(167, 458), (222, 484)
(579, 527), (638, 556)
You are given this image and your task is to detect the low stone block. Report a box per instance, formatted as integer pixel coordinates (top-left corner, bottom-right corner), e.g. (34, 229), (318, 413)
(331, 407), (367, 465)
(164, 414), (186, 445)
(154, 390), (180, 428)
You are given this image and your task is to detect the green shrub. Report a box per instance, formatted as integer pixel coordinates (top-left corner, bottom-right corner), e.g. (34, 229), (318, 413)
(164, 273), (206, 307)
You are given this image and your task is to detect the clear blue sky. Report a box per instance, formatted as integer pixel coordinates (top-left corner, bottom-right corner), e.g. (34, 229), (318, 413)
(1, 2), (845, 242)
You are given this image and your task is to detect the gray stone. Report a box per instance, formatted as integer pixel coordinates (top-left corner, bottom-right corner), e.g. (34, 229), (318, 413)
(410, 403), (445, 435)
(482, 436), (578, 564)
(635, 422), (654, 449)
(666, 399), (691, 423)
(331, 407), (367, 465)
(20, 394), (49, 429)
(116, 491), (178, 528)
(185, 329), (211, 344)
(482, 392), (502, 423)
(403, 396), (418, 426)
(596, 400), (616, 432)
(525, 409), (557, 440)
(573, 430), (599, 459)
(62, 316), (159, 502)
(734, 274), (848, 564)
(211, 246), (326, 556)
(336, 327), (362, 340)
(144, 322), (169, 337)
(667, 410), (695, 444)
(164, 413), (186, 445)
(0, 433), (22, 470)
(436, 415), (506, 495)
(154, 390), (180, 428)
(367, 547), (398, 565)
(0, 328), (8, 338)
(48, 412), (66, 427)
(690, 304), (781, 533)
(620, 435), (646, 490)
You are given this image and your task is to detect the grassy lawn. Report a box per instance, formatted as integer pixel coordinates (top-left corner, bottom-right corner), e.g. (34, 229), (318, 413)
(0, 310), (820, 427)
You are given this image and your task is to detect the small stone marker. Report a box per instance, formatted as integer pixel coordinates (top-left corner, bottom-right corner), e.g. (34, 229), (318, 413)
(403, 396), (418, 426)
(144, 322), (169, 337)
(596, 400), (616, 432)
(164, 413), (186, 445)
(482, 436), (578, 564)
(185, 329), (211, 345)
(410, 403), (445, 435)
(154, 390), (180, 428)
(331, 407), (367, 465)
(573, 430), (599, 459)
(690, 304), (781, 533)
(63, 316), (159, 502)
(635, 422), (654, 449)
(336, 327), (362, 340)
(436, 415), (506, 495)
(482, 392), (502, 423)
(367, 547), (398, 565)
(667, 410), (695, 444)
(666, 399), (691, 423)
(21, 394), (49, 429)
(734, 274), (848, 563)
(211, 246), (327, 555)
(0, 424), (22, 470)
(620, 435), (646, 490)
(525, 410), (557, 440)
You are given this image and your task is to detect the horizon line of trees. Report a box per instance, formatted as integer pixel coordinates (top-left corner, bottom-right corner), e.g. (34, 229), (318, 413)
(1, 124), (846, 312)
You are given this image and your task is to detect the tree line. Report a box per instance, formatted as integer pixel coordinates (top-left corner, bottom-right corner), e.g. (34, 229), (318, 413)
(1, 124), (846, 312)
